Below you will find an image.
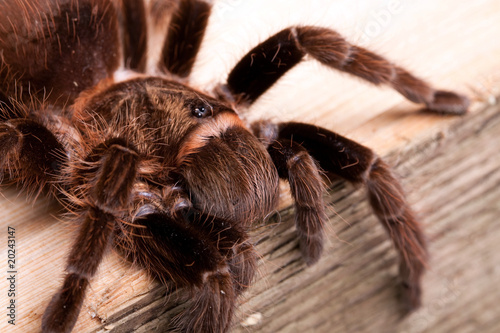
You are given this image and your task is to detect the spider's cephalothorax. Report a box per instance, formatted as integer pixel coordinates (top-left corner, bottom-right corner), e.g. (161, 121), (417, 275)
(0, 0), (469, 332)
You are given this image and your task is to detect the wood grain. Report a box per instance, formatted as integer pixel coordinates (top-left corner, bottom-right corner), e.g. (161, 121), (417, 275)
(1, 0), (499, 332)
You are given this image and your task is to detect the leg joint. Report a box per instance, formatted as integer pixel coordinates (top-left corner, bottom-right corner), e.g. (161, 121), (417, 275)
(85, 138), (140, 212)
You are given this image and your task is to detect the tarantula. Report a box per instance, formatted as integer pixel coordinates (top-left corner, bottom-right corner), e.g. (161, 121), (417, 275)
(0, 0), (469, 332)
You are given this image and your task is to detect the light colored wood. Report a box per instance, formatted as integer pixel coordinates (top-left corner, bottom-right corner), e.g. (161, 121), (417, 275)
(1, 1), (500, 332)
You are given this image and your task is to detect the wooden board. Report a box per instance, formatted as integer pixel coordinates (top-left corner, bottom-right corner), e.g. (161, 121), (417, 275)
(1, 0), (500, 332)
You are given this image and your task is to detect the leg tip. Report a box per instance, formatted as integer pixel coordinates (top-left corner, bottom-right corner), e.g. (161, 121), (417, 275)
(398, 281), (422, 316)
(426, 90), (470, 115)
(299, 235), (324, 266)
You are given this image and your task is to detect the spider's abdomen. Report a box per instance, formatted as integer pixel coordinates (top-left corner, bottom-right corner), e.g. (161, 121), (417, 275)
(0, 0), (120, 107)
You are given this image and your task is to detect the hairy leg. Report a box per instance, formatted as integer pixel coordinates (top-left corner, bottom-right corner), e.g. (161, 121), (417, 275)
(0, 111), (65, 195)
(42, 138), (140, 333)
(160, 0), (212, 77)
(229, 241), (258, 294)
(225, 26), (469, 113)
(123, 204), (256, 333)
(119, 0), (148, 70)
(266, 138), (327, 265)
(255, 121), (427, 312)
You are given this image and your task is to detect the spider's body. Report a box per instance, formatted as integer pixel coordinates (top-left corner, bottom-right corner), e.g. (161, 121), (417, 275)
(0, 0), (469, 332)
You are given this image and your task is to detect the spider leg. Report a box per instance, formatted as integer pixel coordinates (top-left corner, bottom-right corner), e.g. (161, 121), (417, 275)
(0, 110), (66, 195)
(125, 206), (255, 333)
(255, 121), (427, 312)
(119, 0), (148, 70)
(265, 137), (327, 265)
(225, 26), (469, 113)
(42, 138), (140, 333)
(229, 240), (258, 295)
(160, 0), (212, 77)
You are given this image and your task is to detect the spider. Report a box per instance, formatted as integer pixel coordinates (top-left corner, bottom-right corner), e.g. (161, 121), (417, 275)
(0, 0), (470, 332)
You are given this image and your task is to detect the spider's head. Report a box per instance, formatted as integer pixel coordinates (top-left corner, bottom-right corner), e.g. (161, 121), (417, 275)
(74, 76), (280, 225)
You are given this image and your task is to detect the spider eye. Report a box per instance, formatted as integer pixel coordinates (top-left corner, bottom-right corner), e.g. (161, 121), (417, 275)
(192, 106), (207, 118)
(189, 101), (213, 118)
